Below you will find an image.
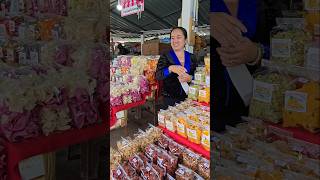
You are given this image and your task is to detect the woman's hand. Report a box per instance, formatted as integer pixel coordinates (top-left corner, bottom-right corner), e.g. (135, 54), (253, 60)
(217, 37), (259, 67)
(169, 65), (187, 76)
(210, 12), (247, 47)
(178, 73), (192, 83)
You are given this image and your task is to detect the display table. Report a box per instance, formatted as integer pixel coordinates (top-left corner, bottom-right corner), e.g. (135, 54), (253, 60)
(159, 127), (210, 159)
(5, 121), (107, 180)
(3, 102), (108, 180)
(267, 122), (320, 145)
(110, 87), (153, 127)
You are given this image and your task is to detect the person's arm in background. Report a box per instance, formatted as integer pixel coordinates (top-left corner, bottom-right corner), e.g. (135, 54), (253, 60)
(156, 54), (172, 81)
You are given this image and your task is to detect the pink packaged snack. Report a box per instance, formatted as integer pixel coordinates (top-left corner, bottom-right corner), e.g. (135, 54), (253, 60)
(157, 149), (178, 176)
(145, 144), (161, 163)
(129, 154), (144, 173)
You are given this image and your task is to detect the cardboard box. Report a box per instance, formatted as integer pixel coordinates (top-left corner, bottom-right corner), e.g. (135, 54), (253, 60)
(142, 39), (171, 55)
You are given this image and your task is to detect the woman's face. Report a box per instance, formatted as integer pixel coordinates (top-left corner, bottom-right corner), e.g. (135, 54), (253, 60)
(171, 29), (186, 51)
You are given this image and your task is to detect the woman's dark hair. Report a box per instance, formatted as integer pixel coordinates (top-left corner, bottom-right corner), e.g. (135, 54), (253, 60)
(170, 27), (188, 39)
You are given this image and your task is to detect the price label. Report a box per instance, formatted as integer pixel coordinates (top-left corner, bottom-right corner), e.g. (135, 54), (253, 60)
(166, 121), (174, 132)
(176, 122), (185, 133)
(187, 128), (197, 140)
(206, 76), (210, 86)
(253, 81), (274, 103)
(271, 38), (291, 58)
(306, 47), (320, 69)
(285, 91), (308, 112)
(199, 89), (207, 98)
(116, 169), (121, 175)
(201, 134), (210, 146)
(19, 155), (45, 180)
(158, 114), (165, 125)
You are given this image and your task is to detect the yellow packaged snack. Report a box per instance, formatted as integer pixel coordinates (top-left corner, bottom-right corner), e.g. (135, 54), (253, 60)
(201, 125), (210, 151)
(187, 119), (202, 144)
(176, 113), (187, 138)
(204, 56), (210, 74)
(283, 81), (320, 132)
(198, 87), (210, 103)
(305, 11), (320, 35)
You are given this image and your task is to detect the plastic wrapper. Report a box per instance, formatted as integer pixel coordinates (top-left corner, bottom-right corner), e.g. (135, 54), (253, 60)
(132, 129), (150, 150)
(165, 113), (177, 133)
(198, 87), (210, 104)
(152, 163), (166, 180)
(197, 157), (210, 180)
(138, 152), (150, 165)
(112, 164), (128, 180)
(270, 25), (312, 66)
(188, 84), (199, 100)
(182, 149), (200, 171)
(141, 164), (160, 180)
(157, 134), (170, 150)
(201, 125), (210, 151)
(144, 124), (162, 143)
(176, 113), (187, 138)
(157, 109), (166, 127)
(145, 143), (161, 163)
(304, 42), (320, 70)
(175, 164), (195, 180)
(186, 119), (201, 144)
(122, 161), (140, 179)
(110, 148), (122, 171)
(117, 137), (138, 160)
(157, 149), (178, 176)
(168, 139), (185, 159)
(283, 80), (320, 132)
(249, 70), (296, 123)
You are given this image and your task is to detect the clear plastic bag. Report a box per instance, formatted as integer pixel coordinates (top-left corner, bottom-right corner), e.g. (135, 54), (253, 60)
(270, 24), (312, 66)
(249, 69), (296, 123)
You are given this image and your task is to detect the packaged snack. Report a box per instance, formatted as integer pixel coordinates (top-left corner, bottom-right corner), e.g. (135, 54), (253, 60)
(133, 129), (150, 150)
(249, 70), (296, 123)
(168, 138), (185, 159)
(110, 148), (122, 171)
(175, 164), (194, 180)
(158, 109), (166, 127)
(157, 149), (178, 176)
(270, 24), (312, 66)
(117, 137), (138, 160)
(188, 84), (199, 101)
(152, 163), (166, 179)
(129, 154), (144, 172)
(198, 87), (210, 104)
(201, 125), (210, 151)
(138, 152), (150, 165)
(141, 164), (160, 180)
(166, 113), (177, 132)
(182, 149), (200, 171)
(122, 161), (139, 179)
(197, 157), (210, 180)
(304, 42), (320, 70)
(194, 70), (205, 84)
(145, 124), (162, 142)
(176, 113), (187, 138)
(112, 164), (128, 180)
(157, 134), (170, 150)
(186, 119), (202, 144)
(145, 143), (161, 163)
(283, 81), (320, 132)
